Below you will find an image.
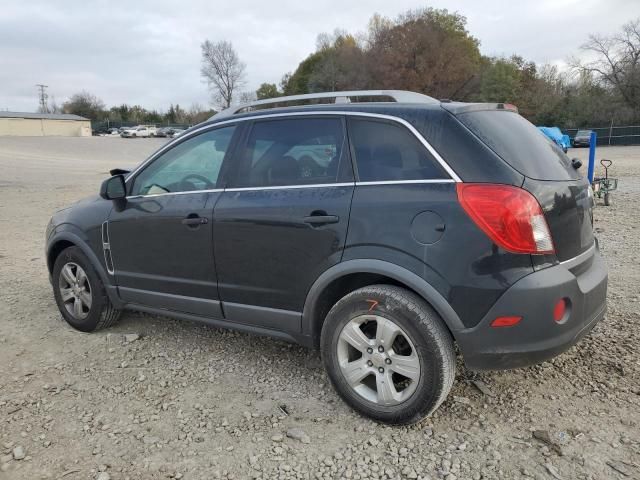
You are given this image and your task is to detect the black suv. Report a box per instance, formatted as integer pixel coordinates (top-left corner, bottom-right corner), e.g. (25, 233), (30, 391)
(46, 91), (607, 424)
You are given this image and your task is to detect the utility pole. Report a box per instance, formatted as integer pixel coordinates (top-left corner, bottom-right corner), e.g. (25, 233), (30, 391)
(36, 84), (49, 113)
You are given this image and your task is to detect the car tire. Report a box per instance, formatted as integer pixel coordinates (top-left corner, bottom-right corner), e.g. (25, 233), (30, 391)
(321, 285), (456, 424)
(52, 246), (121, 332)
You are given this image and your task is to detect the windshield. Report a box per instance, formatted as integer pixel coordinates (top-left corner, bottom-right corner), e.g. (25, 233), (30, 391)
(576, 130), (591, 136)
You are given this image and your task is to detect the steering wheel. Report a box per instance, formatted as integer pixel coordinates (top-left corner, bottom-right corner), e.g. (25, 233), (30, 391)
(180, 174), (215, 190)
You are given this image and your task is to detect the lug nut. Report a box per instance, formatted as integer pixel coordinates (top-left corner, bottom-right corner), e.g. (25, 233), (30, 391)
(378, 346), (384, 353)
(366, 347), (373, 354)
(378, 367), (384, 373)
(385, 358), (392, 365)
(367, 360), (373, 367)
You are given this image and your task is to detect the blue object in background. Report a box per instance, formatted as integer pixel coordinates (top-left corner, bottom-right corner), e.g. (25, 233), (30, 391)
(588, 131), (597, 182)
(537, 126), (571, 152)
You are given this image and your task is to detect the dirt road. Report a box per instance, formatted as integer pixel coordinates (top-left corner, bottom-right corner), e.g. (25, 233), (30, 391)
(1, 138), (638, 479)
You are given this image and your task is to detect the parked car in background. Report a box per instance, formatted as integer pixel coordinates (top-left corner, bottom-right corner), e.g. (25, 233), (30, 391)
(573, 129), (593, 147)
(169, 127), (186, 138)
(46, 90), (607, 424)
(537, 126), (571, 153)
(154, 127), (173, 138)
(121, 125), (157, 138)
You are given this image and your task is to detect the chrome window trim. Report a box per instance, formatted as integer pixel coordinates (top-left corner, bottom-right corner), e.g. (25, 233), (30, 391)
(125, 179), (456, 198)
(559, 242), (596, 269)
(126, 188), (224, 200)
(124, 111), (462, 188)
(356, 179), (456, 186)
(226, 182), (354, 192)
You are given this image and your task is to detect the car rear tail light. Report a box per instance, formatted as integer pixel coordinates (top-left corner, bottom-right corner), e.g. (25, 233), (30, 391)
(490, 316), (522, 327)
(456, 184), (555, 254)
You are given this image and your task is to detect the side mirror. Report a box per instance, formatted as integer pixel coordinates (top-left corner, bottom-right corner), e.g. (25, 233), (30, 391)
(100, 174), (126, 200)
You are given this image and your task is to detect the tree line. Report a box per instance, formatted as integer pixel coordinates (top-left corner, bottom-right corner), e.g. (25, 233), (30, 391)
(53, 92), (214, 126)
(59, 7), (640, 129)
(207, 8), (640, 128)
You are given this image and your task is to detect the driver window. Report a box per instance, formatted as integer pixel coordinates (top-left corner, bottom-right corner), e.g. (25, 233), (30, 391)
(131, 126), (236, 196)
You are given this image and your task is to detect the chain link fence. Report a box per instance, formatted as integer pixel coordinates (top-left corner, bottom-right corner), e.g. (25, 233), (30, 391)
(563, 125), (640, 146)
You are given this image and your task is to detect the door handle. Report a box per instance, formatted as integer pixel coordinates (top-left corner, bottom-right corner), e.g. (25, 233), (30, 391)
(182, 215), (208, 226)
(303, 214), (339, 226)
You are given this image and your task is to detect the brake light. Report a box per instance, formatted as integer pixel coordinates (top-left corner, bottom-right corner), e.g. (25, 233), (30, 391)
(456, 184), (555, 254)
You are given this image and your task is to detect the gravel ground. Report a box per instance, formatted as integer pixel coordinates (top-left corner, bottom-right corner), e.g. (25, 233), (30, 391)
(0, 137), (638, 480)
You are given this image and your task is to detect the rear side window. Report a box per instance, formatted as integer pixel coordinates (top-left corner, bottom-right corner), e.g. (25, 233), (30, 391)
(234, 117), (346, 188)
(457, 110), (579, 181)
(348, 118), (448, 182)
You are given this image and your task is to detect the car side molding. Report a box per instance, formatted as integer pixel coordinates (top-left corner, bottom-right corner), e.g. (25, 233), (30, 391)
(302, 259), (465, 343)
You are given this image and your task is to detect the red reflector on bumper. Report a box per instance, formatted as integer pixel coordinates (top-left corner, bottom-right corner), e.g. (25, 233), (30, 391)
(553, 299), (567, 323)
(491, 316), (522, 327)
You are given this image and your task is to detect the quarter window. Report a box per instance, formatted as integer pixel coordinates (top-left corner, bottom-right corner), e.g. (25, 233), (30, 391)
(348, 118), (448, 182)
(131, 126), (236, 195)
(234, 118), (346, 187)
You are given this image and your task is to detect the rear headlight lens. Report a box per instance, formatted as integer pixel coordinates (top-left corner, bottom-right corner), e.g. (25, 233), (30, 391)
(456, 184), (555, 254)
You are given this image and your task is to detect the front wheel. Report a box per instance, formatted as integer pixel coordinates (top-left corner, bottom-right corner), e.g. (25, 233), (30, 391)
(52, 246), (121, 332)
(321, 285), (455, 424)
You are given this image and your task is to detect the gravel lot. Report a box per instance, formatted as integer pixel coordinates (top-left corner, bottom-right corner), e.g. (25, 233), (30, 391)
(0, 137), (638, 480)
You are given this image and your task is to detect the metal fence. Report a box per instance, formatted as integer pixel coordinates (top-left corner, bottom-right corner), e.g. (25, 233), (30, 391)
(563, 125), (640, 146)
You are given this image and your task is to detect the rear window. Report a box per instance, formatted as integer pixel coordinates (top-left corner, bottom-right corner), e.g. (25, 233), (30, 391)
(457, 110), (579, 181)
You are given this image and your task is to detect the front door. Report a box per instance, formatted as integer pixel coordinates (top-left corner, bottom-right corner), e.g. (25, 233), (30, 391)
(108, 125), (239, 317)
(214, 116), (354, 331)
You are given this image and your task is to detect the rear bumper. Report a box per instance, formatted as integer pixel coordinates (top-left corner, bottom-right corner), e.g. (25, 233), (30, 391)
(457, 245), (607, 370)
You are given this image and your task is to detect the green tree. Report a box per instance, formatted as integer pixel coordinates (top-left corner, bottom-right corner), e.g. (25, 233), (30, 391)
(256, 83), (281, 100)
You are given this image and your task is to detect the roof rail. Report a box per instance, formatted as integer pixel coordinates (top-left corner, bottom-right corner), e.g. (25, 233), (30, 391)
(210, 90), (438, 120)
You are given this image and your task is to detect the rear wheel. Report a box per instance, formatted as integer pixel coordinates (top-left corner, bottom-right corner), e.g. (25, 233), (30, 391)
(321, 285), (455, 424)
(604, 192), (611, 206)
(52, 246), (120, 332)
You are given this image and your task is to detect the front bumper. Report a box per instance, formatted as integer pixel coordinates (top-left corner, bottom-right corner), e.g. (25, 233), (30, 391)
(457, 246), (608, 370)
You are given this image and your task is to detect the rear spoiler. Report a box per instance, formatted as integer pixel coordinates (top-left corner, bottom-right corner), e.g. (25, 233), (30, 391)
(441, 102), (518, 115)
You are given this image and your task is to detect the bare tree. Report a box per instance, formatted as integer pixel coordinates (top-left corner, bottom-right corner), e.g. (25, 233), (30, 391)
(200, 40), (246, 109)
(573, 19), (640, 113)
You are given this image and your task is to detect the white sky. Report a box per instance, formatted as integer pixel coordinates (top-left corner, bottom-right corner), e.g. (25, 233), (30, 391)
(1, 0), (638, 112)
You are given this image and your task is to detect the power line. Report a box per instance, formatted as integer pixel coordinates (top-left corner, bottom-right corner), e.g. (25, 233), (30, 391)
(36, 84), (49, 113)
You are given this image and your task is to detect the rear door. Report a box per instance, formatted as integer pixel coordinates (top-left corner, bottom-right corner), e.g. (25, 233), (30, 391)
(213, 115), (354, 331)
(456, 109), (594, 262)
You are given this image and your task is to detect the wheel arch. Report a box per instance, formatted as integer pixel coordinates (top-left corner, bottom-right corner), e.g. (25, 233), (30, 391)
(46, 231), (122, 307)
(302, 259), (465, 347)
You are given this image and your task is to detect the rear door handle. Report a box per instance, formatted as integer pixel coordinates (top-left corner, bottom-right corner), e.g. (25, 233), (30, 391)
(182, 215), (208, 226)
(303, 215), (339, 226)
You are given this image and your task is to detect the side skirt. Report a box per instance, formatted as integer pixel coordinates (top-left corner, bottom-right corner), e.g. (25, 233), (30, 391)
(122, 303), (312, 347)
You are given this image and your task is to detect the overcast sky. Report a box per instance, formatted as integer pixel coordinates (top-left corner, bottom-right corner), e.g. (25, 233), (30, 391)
(1, 0), (639, 113)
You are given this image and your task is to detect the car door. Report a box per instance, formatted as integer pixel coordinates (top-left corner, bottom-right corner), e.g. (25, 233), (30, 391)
(214, 115), (354, 332)
(107, 124), (239, 317)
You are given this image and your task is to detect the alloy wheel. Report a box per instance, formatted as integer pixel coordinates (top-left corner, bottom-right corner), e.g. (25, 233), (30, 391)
(58, 262), (92, 320)
(337, 314), (421, 406)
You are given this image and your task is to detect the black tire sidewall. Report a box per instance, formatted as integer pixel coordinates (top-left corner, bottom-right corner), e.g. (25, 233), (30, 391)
(321, 287), (450, 424)
(52, 247), (108, 332)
